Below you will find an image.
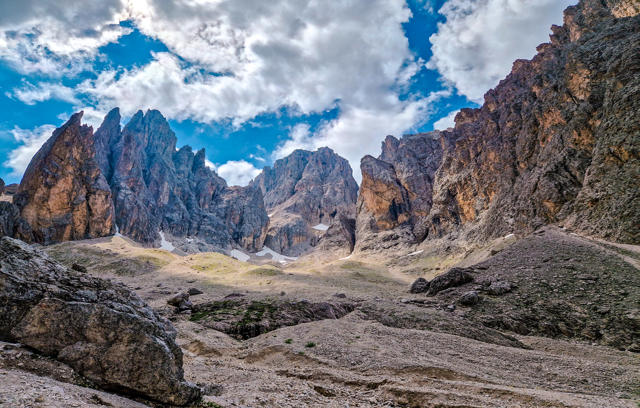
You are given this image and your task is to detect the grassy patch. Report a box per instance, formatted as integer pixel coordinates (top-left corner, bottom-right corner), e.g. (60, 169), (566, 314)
(305, 342), (316, 348)
(244, 267), (283, 277)
(284, 338), (293, 344)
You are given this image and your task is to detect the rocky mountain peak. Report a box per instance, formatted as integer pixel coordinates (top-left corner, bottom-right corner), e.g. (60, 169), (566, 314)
(252, 147), (358, 256)
(14, 111), (115, 244)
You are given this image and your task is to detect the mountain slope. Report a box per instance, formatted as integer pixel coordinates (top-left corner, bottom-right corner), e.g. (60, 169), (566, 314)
(356, 0), (640, 252)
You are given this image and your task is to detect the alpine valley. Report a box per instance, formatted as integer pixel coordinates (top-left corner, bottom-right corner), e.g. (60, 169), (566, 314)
(0, 0), (638, 407)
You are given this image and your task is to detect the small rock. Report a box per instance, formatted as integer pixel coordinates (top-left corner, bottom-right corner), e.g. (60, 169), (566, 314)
(224, 292), (245, 299)
(459, 291), (480, 306)
(409, 277), (429, 294)
(187, 287), (203, 296)
(168, 292), (193, 311)
(199, 383), (224, 396)
(446, 304), (456, 312)
(487, 281), (513, 296)
(333, 293), (347, 298)
(71, 263), (87, 273)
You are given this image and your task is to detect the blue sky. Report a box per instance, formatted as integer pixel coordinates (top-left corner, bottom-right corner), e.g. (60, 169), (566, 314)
(0, 0), (573, 185)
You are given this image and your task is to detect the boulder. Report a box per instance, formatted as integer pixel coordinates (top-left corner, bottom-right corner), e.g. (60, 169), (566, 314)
(487, 281), (514, 296)
(0, 237), (200, 405)
(409, 278), (430, 294)
(427, 268), (474, 296)
(168, 292), (193, 311)
(459, 291), (480, 306)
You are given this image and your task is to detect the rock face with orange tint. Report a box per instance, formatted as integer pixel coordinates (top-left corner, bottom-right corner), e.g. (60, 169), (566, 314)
(356, 0), (640, 250)
(14, 112), (115, 245)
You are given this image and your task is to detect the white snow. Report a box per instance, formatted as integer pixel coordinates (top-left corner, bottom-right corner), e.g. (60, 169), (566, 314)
(158, 231), (175, 252)
(114, 224), (123, 238)
(255, 246), (298, 264)
(268, 213), (276, 218)
(339, 254), (353, 261)
(230, 249), (250, 262)
(185, 238), (194, 243)
(312, 223), (330, 231)
(407, 250), (424, 256)
(504, 233), (515, 239)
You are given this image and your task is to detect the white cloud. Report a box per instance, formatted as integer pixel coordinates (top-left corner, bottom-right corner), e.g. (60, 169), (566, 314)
(216, 160), (261, 186)
(428, 0), (574, 102)
(0, 0), (130, 76)
(274, 90), (450, 183)
(204, 159), (216, 170)
(11, 82), (78, 105)
(4, 124), (55, 177)
(433, 109), (459, 130)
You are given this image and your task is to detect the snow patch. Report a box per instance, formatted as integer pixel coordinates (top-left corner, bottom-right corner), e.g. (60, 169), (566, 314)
(407, 250), (424, 256)
(158, 231), (175, 252)
(339, 254), (353, 261)
(268, 213), (275, 218)
(230, 249), (250, 262)
(255, 246), (298, 264)
(504, 233), (515, 239)
(312, 223), (330, 231)
(114, 224), (123, 238)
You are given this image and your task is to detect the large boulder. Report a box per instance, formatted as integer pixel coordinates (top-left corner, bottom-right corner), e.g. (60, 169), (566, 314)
(427, 268), (474, 296)
(0, 237), (200, 405)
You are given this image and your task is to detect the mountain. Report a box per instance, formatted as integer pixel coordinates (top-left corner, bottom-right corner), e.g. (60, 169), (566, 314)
(13, 112), (115, 244)
(356, 0), (640, 252)
(94, 108), (269, 252)
(252, 147), (358, 256)
(8, 108), (269, 252)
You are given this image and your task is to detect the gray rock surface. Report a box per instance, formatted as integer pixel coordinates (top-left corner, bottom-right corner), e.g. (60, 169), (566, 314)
(252, 147), (358, 256)
(0, 237), (200, 405)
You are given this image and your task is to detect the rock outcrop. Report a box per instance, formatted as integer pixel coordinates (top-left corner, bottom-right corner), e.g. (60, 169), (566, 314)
(0, 178), (4, 195)
(252, 148), (358, 256)
(0, 237), (200, 404)
(96, 108), (268, 252)
(356, 0), (640, 250)
(14, 112), (115, 245)
(356, 133), (444, 251)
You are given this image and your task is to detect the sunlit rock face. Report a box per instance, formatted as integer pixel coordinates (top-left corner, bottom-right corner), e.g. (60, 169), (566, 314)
(252, 147), (359, 256)
(14, 112), (115, 245)
(356, 0), (640, 250)
(15, 108), (268, 251)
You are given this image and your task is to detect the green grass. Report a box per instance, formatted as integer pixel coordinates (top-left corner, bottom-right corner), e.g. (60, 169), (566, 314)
(284, 338), (293, 344)
(305, 342), (316, 348)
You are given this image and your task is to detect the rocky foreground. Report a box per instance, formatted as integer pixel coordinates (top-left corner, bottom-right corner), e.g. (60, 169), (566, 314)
(0, 226), (637, 407)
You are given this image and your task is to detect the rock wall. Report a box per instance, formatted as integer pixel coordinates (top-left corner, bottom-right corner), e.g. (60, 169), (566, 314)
(356, 0), (640, 250)
(252, 147), (358, 255)
(14, 112), (115, 245)
(96, 108), (268, 251)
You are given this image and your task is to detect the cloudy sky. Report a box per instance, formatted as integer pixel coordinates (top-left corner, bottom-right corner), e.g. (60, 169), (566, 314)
(0, 0), (573, 185)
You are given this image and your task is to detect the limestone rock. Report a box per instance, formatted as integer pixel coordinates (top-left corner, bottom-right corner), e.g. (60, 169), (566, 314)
(355, 0), (640, 247)
(427, 268), (474, 296)
(409, 278), (429, 294)
(95, 108), (268, 251)
(0, 178), (4, 195)
(252, 147), (358, 256)
(14, 112), (115, 245)
(0, 237), (200, 405)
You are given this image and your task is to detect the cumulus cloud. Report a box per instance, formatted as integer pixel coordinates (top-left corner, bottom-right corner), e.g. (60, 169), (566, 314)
(433, 109), (459, 130)
(428, 0), (574, 102)
(215, 160), (261, 186)
(274, 90), (450, 182)
(11, 82), (78, 105)
(3, 124), (55, 177)
(0, 0), (130, 76)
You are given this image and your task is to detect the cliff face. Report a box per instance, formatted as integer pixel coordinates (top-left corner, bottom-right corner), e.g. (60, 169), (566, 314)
(252, 147), (358, 255)
(13, 108), (268, 251)
(14, 112), (115, 245)
(97, 108), (268, 252)
(356, 0), (640, 250)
